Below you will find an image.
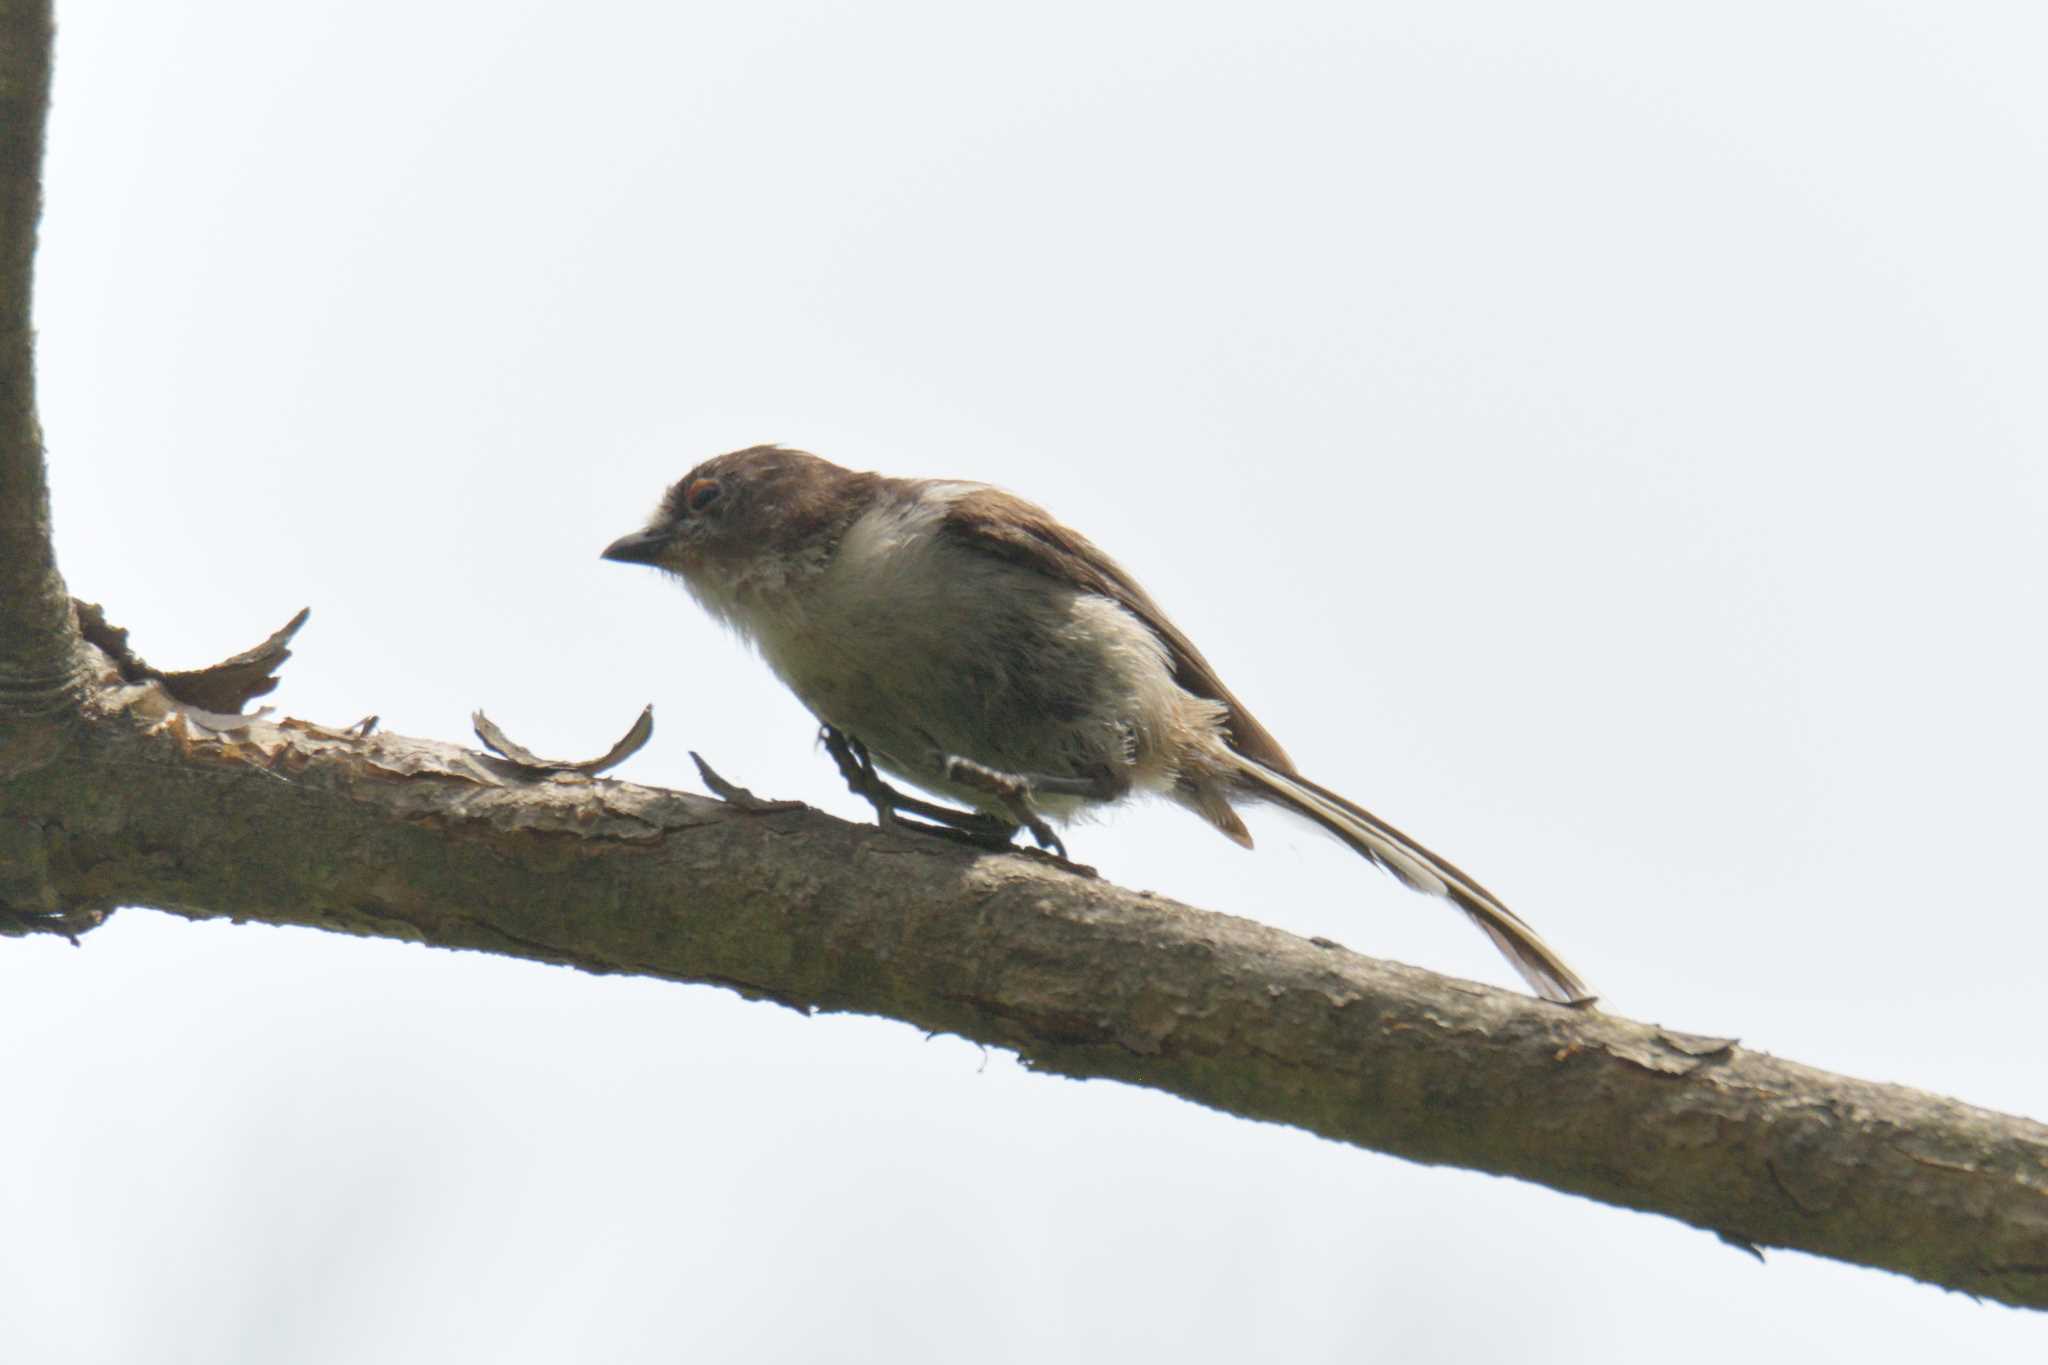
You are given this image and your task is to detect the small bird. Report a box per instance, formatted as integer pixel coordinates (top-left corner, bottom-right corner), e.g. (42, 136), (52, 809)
(603, 445), (1593, 1005)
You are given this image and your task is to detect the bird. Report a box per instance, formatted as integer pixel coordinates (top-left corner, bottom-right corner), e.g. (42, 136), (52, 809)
(602, 444), (1593, 1005)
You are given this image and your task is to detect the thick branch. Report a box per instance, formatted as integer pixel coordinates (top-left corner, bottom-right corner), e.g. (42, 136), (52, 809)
(5, 5), (2042, 1306)
(8, 672), (2046, 1308)
(0, 0), (73, 710)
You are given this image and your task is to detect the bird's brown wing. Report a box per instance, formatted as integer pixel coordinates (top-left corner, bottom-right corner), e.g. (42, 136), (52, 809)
(935, 484), (1296, 775)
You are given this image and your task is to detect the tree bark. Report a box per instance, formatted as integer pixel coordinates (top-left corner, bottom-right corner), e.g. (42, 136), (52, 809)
(4, 0), (2045, 1312)
(7, 687), (2048, 1307)
(0, 0), (74, 716)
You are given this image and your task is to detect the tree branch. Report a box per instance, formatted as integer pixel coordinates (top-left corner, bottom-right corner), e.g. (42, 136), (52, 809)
(5, 666), (2046, 1308)
(0, 0), (75, 712)
(6, 0), (2044, 1314)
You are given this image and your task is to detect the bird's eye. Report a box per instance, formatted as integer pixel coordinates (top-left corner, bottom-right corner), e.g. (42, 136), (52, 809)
(685, 478), (722, 512)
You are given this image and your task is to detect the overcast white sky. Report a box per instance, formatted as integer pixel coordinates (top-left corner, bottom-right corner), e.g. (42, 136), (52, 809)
(6, 2), (2046, 1359)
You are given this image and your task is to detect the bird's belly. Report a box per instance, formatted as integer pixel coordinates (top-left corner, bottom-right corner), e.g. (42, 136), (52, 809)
(752, 590), (1175, 815)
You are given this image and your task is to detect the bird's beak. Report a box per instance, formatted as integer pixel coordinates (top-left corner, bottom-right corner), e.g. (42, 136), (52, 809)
(600, 528), (674, 566)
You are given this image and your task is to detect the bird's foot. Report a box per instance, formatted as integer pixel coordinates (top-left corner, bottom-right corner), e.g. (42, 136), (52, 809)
(819, 727), (1022, 849)
(938, 755), (1070, 858)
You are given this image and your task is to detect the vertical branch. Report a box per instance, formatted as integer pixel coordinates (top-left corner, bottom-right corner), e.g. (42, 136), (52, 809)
(0, 0), (74, 713)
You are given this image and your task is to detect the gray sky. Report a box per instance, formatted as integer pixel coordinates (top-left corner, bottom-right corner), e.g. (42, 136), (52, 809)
(8, 2), (2046, 1359)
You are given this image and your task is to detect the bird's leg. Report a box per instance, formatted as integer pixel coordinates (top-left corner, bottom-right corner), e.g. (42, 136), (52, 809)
(818, 726), (1022, 848)
(938, 757), (1122, 860)
(819, 725), (931, 827)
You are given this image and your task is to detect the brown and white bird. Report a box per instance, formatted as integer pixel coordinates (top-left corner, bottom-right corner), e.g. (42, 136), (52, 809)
(603, 445), (1593, 1005)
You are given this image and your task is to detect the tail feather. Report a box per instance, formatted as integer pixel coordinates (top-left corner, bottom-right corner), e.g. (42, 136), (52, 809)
(1235, 760), (1595, 1006)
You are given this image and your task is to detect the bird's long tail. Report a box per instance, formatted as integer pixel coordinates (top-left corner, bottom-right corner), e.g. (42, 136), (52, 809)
(1232, 758), (1595, 1006)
